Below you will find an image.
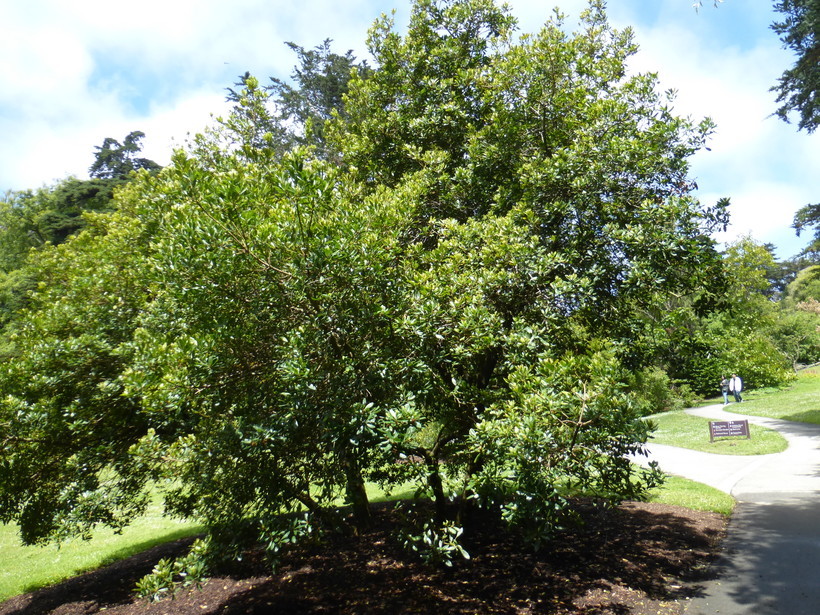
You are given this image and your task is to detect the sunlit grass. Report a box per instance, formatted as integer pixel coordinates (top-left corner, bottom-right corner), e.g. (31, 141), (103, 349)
(637, 370), (820, 516)
(0, 480), (423, 602)
(0, 503), (202, 602)
(647, 411), (788, 455)
(732, 372), (820, 424)
(697, 369), (820, 424)
(646, 475), (734, 516)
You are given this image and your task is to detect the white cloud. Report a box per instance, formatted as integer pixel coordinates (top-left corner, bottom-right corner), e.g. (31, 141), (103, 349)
(613, 4), (819, 259)
(139, 93), (233, 165)
(0, 0), (400, 192)
(1, 0), (816, 262)
(0, 24), (93, 114)
(705, 181), (808, 253)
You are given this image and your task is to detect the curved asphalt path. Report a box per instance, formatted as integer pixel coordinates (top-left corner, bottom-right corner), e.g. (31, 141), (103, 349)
(634, 403), (820, 614)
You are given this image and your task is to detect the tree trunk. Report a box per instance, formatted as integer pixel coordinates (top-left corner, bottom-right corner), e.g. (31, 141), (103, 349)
(343, 456), (372, 529)
(426, 460), (447, 524)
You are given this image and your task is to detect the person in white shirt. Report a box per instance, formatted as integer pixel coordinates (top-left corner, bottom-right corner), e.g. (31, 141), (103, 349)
(729, 373), (743, 403)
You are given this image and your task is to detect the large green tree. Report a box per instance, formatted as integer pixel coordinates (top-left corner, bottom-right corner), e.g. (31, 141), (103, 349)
(334, 0), (725, 359)
(331, 0), (722, 537)
(1, 0), (728, 580)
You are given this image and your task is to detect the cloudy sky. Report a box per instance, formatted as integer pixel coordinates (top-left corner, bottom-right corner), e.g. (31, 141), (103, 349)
(1, 0), (817, 259)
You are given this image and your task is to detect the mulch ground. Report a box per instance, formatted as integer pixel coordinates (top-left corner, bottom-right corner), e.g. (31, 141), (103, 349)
(0, 501), (726, 615)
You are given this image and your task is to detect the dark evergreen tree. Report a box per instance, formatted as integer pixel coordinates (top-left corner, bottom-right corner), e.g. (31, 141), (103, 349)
(771, 0), (820, 132)
(88, 131), (161, 179)
(793, 202), (820, 258)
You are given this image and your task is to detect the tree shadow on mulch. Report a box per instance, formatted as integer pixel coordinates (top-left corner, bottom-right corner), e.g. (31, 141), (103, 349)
(0, 501), (726, 615)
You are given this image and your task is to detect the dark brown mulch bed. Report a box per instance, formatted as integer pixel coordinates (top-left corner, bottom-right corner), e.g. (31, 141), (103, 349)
(0, 501), (726, 615)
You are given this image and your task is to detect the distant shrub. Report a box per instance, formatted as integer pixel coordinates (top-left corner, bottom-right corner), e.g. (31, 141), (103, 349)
(631, 367), (696, 415)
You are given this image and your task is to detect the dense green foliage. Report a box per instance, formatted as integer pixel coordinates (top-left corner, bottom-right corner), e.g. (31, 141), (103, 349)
(771, 0), (820, 133)
(88, 131), (161, 180)
(0, 208), (152, 544)
(793, 202), (820, 257)
(785, 264), (820, 303)
(0, 0), (817, 590)
(0, 133), (159, 330)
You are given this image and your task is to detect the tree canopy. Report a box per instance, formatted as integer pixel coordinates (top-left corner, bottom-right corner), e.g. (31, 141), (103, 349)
(88, 131), (162, 179)
(771, 0), (820, 133)
(2, 0), (812, 593)
(0, 133), (159, 330)
(793, 201), (820, 257)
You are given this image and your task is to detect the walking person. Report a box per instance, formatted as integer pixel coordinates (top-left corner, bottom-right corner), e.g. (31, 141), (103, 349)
(729, 373), (743, 403)
(720, 375), (730, 405)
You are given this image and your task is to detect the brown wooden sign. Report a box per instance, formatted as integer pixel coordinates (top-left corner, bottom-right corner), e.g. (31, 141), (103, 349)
(709, 419), (750, 442)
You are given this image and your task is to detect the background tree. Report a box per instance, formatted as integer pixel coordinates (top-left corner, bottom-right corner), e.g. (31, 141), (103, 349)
(771, 0), (820, 132)
(0, 182), (118, 329)
(671, 236), (820, 392)
(772, 0), (819, 259)
(793, 201), (820, 258)
(712, 237), (794, 386)
(0, 135), (159, 330)
(769, 306), (820, 367)
(784, 264), (820, 302)
(761, 243), (815, 298)
(267, 40), (370, 160)
(223, 42), (367, 162)
(88, 131), (161, 179)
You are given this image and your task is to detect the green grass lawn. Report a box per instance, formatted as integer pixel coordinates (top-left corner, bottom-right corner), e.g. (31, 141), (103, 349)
(646, 475), (734, 516)
(697, 368), (820, 425)
(648, 411), (788, 455)
(731, 371), (820, 424)
(0, 503), (202, 602)
(0, 480), (425, 602)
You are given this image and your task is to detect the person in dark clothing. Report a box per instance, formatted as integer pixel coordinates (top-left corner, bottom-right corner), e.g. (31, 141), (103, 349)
(720, 376), (730, 405)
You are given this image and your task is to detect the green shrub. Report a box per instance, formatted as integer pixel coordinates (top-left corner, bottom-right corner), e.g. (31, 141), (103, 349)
(632, 367), (695, 415)
(134, 538), (209, 602)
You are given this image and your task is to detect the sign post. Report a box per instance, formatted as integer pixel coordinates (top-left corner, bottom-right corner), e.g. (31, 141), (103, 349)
(709, 419), (751, 442)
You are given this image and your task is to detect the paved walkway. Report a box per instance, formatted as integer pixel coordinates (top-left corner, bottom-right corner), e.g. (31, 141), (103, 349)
(634, 404), (820, 614)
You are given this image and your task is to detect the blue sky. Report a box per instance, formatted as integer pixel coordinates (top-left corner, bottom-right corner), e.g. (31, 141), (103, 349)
(1, 0), (817, 259)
